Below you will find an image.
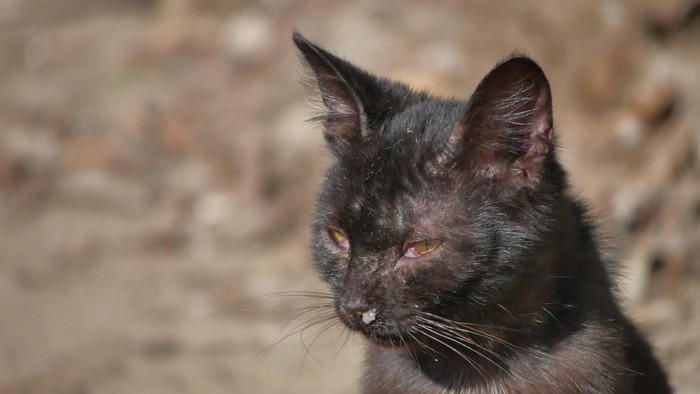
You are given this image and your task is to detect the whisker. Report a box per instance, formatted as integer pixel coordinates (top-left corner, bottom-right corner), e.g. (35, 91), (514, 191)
(230, 302), (333, 317)
(281, 303), (334, 332)
(237, 291), (334, 306)
(261, 291), (335, 299)
(540, 306), (561, 326)
(496, 303), (528, 329)
(298, 318), (340, 374)
(414, 323), (489, 383)
(418, 312), (524, 351)
(407, 329), (440, 358)
(256, 312), (338, 360)
(331, 328), (352, 364)
(404, 332), (425, 374)
(284, 311), (338, 341)
(295, 318), (340, 392)
(417, 320), (510, 376)
(450, 320), (525, 334)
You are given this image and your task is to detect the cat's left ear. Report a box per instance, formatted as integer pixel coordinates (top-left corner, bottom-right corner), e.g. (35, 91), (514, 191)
(293, 32), (368, 148)
(451, 56), (554, 181)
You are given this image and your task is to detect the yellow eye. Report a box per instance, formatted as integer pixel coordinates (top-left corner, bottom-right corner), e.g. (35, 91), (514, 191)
(404, 239), (441, 258)
(329, 229), (350, 249)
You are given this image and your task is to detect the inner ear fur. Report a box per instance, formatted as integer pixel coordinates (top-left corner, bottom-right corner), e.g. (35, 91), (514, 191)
(451, 56), (554, 180)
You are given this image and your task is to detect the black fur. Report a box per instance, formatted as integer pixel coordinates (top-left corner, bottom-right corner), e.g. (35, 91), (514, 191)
(293, 31), (671, 393)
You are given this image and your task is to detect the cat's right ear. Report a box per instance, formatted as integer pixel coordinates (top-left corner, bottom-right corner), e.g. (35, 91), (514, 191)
(293, 32), (367, 148)
(449, 56), (554, 183)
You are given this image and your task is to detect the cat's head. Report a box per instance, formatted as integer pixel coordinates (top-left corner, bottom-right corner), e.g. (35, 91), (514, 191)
(294, 32), (562, 346)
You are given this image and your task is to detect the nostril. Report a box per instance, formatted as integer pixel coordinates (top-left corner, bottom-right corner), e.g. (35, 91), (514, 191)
(341, 299), (377, 325)
(341, 303), (364, 317)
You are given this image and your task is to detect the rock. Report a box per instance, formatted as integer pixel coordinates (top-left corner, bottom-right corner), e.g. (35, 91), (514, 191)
(24, 33), (52, 70)
(626, 77), (678, 126)
(187, 192), (234, 262)
(645, 0), (700, 37)
(222, 9), (272, 66)
(142, 337), (182, 360)
(613, 111), (646, 148)
(0, 0), (18, 22)
(576, 43), (641, 111)
(55, 170), (149, 214)
(0, 128), (60, 172)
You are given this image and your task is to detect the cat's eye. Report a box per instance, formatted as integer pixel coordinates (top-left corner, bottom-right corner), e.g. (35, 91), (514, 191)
(403, 239), (441, 258)
(328, 229), (350, 249)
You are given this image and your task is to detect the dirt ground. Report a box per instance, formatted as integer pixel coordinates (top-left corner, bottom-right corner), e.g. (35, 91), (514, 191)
(1, 1), (699, 393)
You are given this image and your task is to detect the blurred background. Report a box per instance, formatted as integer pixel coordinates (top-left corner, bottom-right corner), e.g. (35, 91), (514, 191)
(0, 0), (699, 393)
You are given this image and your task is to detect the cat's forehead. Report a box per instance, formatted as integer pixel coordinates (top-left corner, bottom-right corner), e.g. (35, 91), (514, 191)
(383, 100), (463, 143)
(321, 99), (469, 233)
(329, 159), (459, 231)
(340, 105), (461, 185)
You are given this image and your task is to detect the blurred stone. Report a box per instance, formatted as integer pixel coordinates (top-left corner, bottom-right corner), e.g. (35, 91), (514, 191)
(187, 192), (233, 262)
(24, 33), (52, 70)
(56, 170), (148, 214)
(158, 116), (193, 155)
(142, 337), (182, 360)
(0, 274), (21, 307)
(192, 192), (231, 229)
(158, 0), (191, 14)
(0, 0), (18, 22)
(60, 133), (122, 171)
(0, 128), (59, 201)
(576, 43), (641, 111)
(136, 14), (220, 61)
(610, 184), (649, 228)
(639, 296), (684, 326)
(599, 0), (626, 30)
(645, 0), (700, 37)
(627, 77), (678, 126)
(1, 128), (60, 170)
(272, 103), (320, 159)
(162, 159), (212, 202)
(651, 251), (687, 286)
(416, 43), (462, 74)
(613, 111), (645, 148)
(148, 225), (188, 252)
(222, 9), (272, 66)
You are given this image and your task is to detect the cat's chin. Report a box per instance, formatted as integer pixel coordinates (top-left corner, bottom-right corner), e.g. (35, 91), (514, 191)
(359, 329), (423, 349)
(365, 332), (409, 348)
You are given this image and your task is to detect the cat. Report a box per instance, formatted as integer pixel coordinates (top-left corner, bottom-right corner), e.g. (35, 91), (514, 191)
(292, 31), (672, 393)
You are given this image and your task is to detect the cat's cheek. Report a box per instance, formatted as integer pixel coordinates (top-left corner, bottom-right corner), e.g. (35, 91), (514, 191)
(313, 248), (348, 288)
(393, 257), (437, 284)
(326, 255), (348, 278)
(393, 258), (419, 275)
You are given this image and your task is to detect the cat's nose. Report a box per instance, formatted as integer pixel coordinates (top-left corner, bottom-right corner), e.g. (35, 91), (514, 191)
(341, 300), (377, 325)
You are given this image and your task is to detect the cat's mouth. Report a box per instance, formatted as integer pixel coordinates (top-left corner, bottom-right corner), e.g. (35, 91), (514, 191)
(336, 310), (415, 347)
(334, 302), (419, 347)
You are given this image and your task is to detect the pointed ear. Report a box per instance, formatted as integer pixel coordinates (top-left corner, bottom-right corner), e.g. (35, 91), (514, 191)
(451, 56), (554, 180)
(293, 32), (367, 147)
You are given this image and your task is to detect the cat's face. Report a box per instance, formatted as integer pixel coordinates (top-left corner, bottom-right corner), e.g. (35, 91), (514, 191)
(294, 32), (558, 346)
(312, 147), (494, 345)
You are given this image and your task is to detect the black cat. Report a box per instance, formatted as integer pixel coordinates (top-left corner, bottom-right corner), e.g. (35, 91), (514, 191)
(293, 31), (671, 393)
